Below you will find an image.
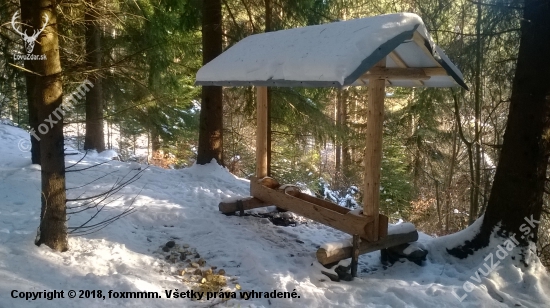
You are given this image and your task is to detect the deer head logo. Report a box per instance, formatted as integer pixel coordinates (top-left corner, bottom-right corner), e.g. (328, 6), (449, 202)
(11, 12), (49, 54)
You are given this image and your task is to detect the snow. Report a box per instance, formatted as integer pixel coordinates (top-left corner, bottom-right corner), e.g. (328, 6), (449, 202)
(196, 13), (465, 89)
(198, 13), (422, 85)
(1, 123), (550, 307)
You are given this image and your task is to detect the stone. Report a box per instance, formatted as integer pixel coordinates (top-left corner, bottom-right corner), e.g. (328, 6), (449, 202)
(180, 252), (187, 261)
(202, 269), (213, 277)
(218, 269), (225, 275)
(191, 262), (200, 268)
(162, 246), (171, 252)
(166, 241), (176, 248)
(235, 284), (241, 290)
(198, 258), (206, 266)
(183, 244), (190, 248)
(195, 253), (200, 258)
(179, 270), (186, 276)
(194, 268), (202, 276)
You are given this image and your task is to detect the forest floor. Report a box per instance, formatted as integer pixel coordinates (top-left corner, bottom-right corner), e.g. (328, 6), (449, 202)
(1, 122), (549, 308)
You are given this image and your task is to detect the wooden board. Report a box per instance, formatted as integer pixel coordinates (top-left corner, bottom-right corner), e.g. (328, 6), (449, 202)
(256, 86), (268, 178)
(316, 230), (419, 265)
(250, 177), (378, 241)
(219, 197), (271, 214)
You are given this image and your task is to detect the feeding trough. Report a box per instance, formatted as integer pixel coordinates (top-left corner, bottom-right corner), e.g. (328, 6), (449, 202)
(196, 13), (467, 274)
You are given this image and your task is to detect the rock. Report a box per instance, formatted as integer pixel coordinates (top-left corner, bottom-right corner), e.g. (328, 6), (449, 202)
(211, 266), (217, 270)
(320, 270), (339, 282)
(198, 258), (206, 266)
(180, 252), (187, 261)
(201, 278), (207, 284)
(218, 269), (225, 275)
(191, 262), (200, 268)
(166, 241), (176, 248)
(162, 246), (171, 252)
(165, 255), (170, 260)
(179, 270), (186, 276)
(194, 268), (202, 276)
(195, 253), (200, 258)
(235, 284), (241, 290)
(202, 269), (213, 277)
(382, 243), (428, 266)
(183, 244), (190, 248)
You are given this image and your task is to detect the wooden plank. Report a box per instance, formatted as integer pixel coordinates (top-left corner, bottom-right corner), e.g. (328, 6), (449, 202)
(364, 59), (386, 241)
(256, 86), (268, 178)
(412, 32), (441, 66)
(285, 188), (350, 215)
(250, 178), (375, 240)
(316, 230), (419, 265)
(219, 197), (271, 214)
(378, 214), (389, 238)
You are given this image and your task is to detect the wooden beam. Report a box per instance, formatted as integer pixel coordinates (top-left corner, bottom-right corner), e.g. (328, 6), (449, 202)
(219, 197), (271, 214)
(423, 67), (448, 76)
(250, 178), (377, 240)
(388, 51), (424, 86)
(316, 230), (419, 265)
(361, 67), (447, 80)
(256, 86), (268, 178)
(362, 67), (430, 80)
(364, 59), (386, 241)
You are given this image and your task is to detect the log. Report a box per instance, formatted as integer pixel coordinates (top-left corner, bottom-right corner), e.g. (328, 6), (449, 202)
(219, 197), (271, 214)
(316, 230), (419, 265)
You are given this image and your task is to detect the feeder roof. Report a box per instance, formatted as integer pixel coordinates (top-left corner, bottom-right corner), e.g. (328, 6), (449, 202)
(196, 13), (467, 89)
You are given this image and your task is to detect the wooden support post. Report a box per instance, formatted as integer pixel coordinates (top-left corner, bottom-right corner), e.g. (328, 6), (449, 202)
(364, 59), (387, 241)
(351, 234), (360, 277)
(256, 86), (268, 178)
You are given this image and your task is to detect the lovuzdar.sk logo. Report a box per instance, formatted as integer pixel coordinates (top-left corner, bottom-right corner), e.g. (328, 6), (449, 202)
(11, 11), (48, 61)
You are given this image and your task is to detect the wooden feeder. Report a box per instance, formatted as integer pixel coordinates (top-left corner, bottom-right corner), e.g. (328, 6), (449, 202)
(196, 13), (467, 269)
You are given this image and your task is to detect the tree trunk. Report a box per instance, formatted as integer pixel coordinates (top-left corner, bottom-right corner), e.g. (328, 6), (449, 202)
(342, 90), (351, 178)
(31, 0), (68, 252)
(470, 0), (483, 225)
(265, 0), (272, 176)
(20, 0), (40, 164)
(449, 0), (550, 258)
(83, 0), (105, 152)
(197, 0), (223, 165)
(335, 90), (342, 173)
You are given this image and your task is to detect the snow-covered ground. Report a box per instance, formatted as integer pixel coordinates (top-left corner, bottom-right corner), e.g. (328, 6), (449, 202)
(1, 123), (549, 308)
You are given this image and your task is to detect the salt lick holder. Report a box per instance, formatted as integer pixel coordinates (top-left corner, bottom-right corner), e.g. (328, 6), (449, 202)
(196, 13), (468, 280)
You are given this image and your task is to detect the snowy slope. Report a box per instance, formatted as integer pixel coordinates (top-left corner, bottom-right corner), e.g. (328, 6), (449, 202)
(1, 123), (549, 308)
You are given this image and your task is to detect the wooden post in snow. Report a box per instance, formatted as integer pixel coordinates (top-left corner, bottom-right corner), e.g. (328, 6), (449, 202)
(364, 59), (387, 241)
(256, 86), (269, 178)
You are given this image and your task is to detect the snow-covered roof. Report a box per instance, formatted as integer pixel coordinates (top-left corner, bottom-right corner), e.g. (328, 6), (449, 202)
(196, 13), (467, 89)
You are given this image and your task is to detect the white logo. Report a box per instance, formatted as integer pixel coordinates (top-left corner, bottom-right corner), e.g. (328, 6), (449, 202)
(11, 11), (49, 54)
